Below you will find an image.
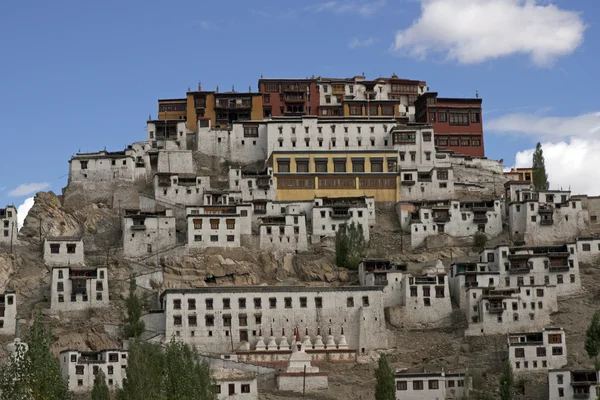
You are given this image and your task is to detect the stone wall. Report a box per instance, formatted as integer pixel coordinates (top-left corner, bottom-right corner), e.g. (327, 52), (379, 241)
(277, 373), (328, 392)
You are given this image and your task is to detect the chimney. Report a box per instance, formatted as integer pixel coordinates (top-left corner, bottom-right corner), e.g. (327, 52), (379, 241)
(198, 81), (202, 91)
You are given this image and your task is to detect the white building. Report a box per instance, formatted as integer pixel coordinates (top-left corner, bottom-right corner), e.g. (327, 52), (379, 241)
(507, 328), (567, 372)
(196, 121), (268, 164)
(312, 196), (373, 241)
(60, 348), (128, 393)
(259, 206), (308, 252)
(0, 291), (17, 336)
(549, 369), (599, 400)
(228, 168), (276, 204)
(43, 237), (84, 266)
(449, 262), (500, 310)
(122, 209), (177, 258)
(402, 199), (503, 248)
(147, 120), (189, 151)
(575, 236), (600, 264)
(213, 368), (258, 400)
(151, 286), (387, 354)
(394, 367), (470, 400)
(277, 329), (328, 393)
(154, 173), (211, 206)
(0, 206), (18, 244)
(479, 244), (581, 296)
(50, 267), (109, 312)
(465, 286), (557, 336)
(68, 150), (136, 184)
(186, 204), (252, 250)
(358, 259), (407, 308)
(505, 182), (588, 245)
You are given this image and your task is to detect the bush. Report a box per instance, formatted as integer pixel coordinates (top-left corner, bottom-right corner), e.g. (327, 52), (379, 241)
(335, 222), (367, 270)
(473, 232), (488, 250)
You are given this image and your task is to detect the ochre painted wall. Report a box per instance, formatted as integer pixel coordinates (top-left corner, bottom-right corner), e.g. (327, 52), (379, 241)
(251, 95), (263, 121)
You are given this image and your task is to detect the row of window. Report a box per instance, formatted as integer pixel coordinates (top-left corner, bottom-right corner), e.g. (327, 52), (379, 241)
(581, 243), (600, 251)
(409, 285), (445, 298)
(193, 235), (236, 243)
(57, 281), (103, 292)
(278, 159), (392, 174)
(504, 274), (576, 287)
(171, 295), (370, 311)
(214, 383), (252, 395)
(514, 345), (563, 358)
(397, 379), (465, 391)
(192, 219), (236, 230)
(435, 136), (482, 147)
(277, 177), (397, 190)
(57, 293), (104, 302)
(49, 243), (78, 254)
(75, 364), (124, 376)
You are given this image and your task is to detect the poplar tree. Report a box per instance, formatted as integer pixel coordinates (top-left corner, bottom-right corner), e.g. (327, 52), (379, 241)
(91, 370), (110, 400)
(499, 360), (514, 400)
(585, 311), (600, 371)
(335, 222), (366, 270)
(163, 339), (216, 400)
(124, 275), (145, 339)
(117, 341), (165, 400)
(374, 355), (395, 400)
(532, 142), (549, 190)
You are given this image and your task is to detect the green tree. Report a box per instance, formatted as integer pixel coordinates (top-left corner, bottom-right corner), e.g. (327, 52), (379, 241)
(335, 222), (367, 270)
(473, 231), (488, 250)
(532, 142), (549, 190)
(124, 275), (145, 339)
(374, 355), (395, 400)
(0, 311), (71, 400)
(499, 360), (514, 400)
(163, 339), (216, 400)
(92, 369), (110, 400)
(585, 311), (600, 371)
(117, 340), (165, 400)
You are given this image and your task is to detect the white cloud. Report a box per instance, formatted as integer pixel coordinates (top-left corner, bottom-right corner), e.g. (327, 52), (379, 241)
(308, 0), (386, 16)
(199, 21), (210, 30)
(391, 0), (586, 65)
(512, 138), (600, 195)
(8, 182), (50, 197)
(17, 197), (34, 230)
(348, 37), (376, 48)
(487, 111), (600, 140)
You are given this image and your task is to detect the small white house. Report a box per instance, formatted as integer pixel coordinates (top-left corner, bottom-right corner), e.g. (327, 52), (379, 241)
(0, 291), (17, 336)
(508, 328), (567, 372)
(186, 204), (252, 250)
(50, 267), (109, 312)
(394, 367), (470, 400)
(122, 209), (177, 258)
(575, 236), (600, 264)
(449, 262), (500, 310)
(259, 205), (308, 252)
(68, 150), (136, 184)
(43, 237), (84, 266)
(154, 173), (211, 206)
(548, 369), (599, 400)
(0, 206), (18, 244)
(312, 196), (373, 241)
(228, 168), (276, 204)
(358, 258), (407, 308)
(60, 348), (128, 393)
(213, 368), (258, 400)
(147, 120), (188, 151)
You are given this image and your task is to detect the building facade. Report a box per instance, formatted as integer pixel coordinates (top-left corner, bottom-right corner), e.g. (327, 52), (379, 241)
(60, 348), (128, 393)
(122, 209), (177, 258)
(259, 206), (308, 252)
(507, 328), (567, 372)
(258, 78), (319, 118)
(312, 196), (373, 241)
(394, 368), (470, 400)
(154, 173), (211, 206)
(186, 204), (252, 249)
(50, 267), (109, 312)
(449, 262), (500, 310)
(549, 369), (599, 400)
(154, 286), (387, 354)
(43, 237), (84, 266)
(0, 206), (17, 245)
(68, 150), (137, 184)
(0, 291), (17, 336)
(213, 368), (258, 400)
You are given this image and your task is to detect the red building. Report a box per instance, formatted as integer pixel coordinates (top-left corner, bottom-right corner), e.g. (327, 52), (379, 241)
(258, 78), (320, 118)
(414, 92), (484, 157)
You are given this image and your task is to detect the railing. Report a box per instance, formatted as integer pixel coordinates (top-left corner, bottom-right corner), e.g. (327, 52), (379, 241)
(573, 393), (591, 399)
(549, 265), (570, 272)
(418, 177), (432, 182)
(257, 182), (270, 189)
(489, 306), (504, 314)
(331, 213), (351, 220)
(473, 217), (488, 224)
(433, 216), (450, 223)
(131, 225), (147, 231)
(508, 267), (531, 274)
(540, 219), (554, 225)
(472, 206), (494, 212)
(401, 180), (415, 186)
(465, 281), (479, 288)
(538, 205), (554, 214)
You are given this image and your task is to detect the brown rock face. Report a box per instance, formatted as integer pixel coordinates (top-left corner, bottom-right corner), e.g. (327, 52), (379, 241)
(20, 192), (81, 240)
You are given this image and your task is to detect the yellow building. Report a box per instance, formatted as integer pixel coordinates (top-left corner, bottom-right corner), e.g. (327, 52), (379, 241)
(158, 90), (263, 132)
(269, 150), (400, 202)
(504, 167), (533, 182)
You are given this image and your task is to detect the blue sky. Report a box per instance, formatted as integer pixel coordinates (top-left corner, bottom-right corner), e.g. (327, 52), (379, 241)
(1, 0), (598, 223)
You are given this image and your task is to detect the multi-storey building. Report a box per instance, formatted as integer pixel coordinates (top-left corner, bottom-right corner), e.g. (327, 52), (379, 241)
(506, 182), (588, 245)
(0, 291), (17, 335)
(312, 196), (373, 241)
(60, 348), (128, 393)
(0, 206), (17, 244)
(186, 204), (252, 249)
(147, 120), (189, 151)
(213, 368), (258, 400)
(50, 267), (109, 312)
(146, 286), (387, 354)
(68, 150), (137, 184)
(414, 92), (484, 157)
(358, 258), (407, 308)
(270, 149), (399, 202)
(394, 367), (470, 400)
(507, 328), (567, 372)
(549, 369), (600, 400)
(122, 209), (177, 258)
(228, 167), (276, 205)
(480, 244), (581, 296)
(465, 286), (557, 336)
(504, 167), (533, 182)
(258, 78), (319, 118)
(449, 262), (500, 310)
(43, 237), (84, 266)
(154, 173), (211, 206)
(403, 199), (502, 248)
(575, 236), (600, 263)
(259, 205), (308, 252)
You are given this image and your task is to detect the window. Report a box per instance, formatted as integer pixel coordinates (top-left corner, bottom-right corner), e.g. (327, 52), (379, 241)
(238, 314), (247, 326)
(428, 380), (439, 389)
(50, 244), (60, 254)
(285, 297), (292, 308)
(210, 219), (220, 229)
(173, 316), (182, 326)
(410, 286), (417, 297)
(536, 347), (546, 357)
(583, 243), (591, 251)
(515, 348), (525, 358)
(471, 112), (481, 123)
(278, 160), (290, 173)
(173, 299), (181, 310)
(413, 380), (424, 390)
(269, 297), (277, 308)
(352, 159), (365, 173)
(223, 315), (232, 327)
(347, 297), (354, 307)
(76, 365), (84, 375)
(397, 381), (407, 390)
(438, 112), (447, 122)
(334, 160), (347, 173)
(57, 282), (64, 292)
(67, 243), (76, 254)
(300, 297), (307, 308)
(548, 334), (562, 344)
(449, 113), (469, 125)
(223, 298), (231, 309)
(371, 160), (383, 172)
(206, 298), (213, 310)
(58, 294), (64, 302)
(552, 346), (563, 355)
(315, 297), (323, 308)
(241, 384), (251, 393)
(226, 219), (235, 229)
(423, 287), (431, 297)
(253, 298), (261, 309)
(188, 315), (197, 326)
(557, 275), (564, 284)
(243, 126), (258, 137)
(362, 296), (369, 306)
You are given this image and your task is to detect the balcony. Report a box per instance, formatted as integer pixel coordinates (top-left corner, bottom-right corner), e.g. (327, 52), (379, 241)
(257, 180), (270, 189)
(284, 96), (305, 103)
(465, 281), (479, 288)
(540, 219), (554, 225)
(573, 393), (591, 399)
(472, 206), (494, 212)
(550, 265), (570, 272)
(433, 216), (450, 223)
(473, 217), (488, 224)
(131, 225), (147, 231)
(508, 267), (531, 274)
(489, 306), (504, 314)
(282, 85), (307, 92)
(538, 205), (554, 214)
(401, 180), (416, 186)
